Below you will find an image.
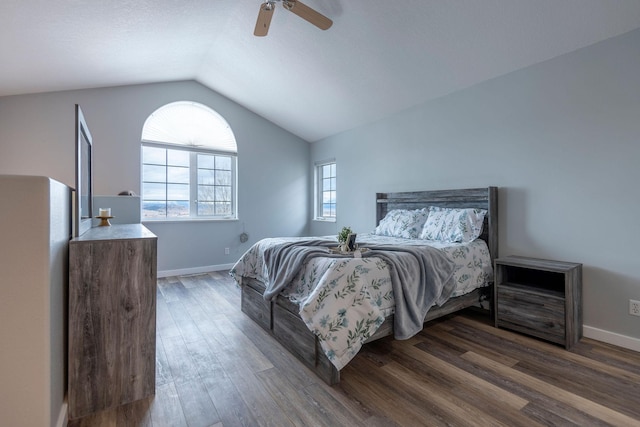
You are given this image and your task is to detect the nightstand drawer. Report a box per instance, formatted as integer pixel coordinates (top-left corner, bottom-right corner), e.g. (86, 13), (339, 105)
(497, 285), (565, 344)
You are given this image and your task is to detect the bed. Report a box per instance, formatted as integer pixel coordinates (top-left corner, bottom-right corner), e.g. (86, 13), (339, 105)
(231, 187), (498, 385)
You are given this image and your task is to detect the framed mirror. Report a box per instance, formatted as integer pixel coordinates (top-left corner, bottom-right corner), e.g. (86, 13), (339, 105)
(74, 104), (93, 237)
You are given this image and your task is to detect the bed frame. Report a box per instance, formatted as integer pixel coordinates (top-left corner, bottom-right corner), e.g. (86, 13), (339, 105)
(240, 187), (498, 385)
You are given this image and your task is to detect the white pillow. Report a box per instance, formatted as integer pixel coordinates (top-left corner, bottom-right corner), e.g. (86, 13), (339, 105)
(419, 207), (487, 243)
(373, 208), (429, 239)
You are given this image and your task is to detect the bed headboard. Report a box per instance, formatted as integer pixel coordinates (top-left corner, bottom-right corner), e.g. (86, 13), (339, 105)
(376, 187), (498, 260)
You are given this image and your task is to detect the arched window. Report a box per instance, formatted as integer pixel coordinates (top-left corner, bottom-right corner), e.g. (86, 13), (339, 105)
(141, 101), (237, 220)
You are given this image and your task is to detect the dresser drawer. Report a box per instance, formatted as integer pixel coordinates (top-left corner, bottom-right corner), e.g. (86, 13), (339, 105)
(497, 285), (566, 345)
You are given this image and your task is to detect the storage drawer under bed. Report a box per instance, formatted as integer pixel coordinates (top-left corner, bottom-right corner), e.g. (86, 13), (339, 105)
(273, 299), (317, 367)
(241, 282), (272, 330)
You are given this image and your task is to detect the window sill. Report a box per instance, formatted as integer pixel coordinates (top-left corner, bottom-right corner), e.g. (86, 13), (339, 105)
(313, 217), (336, 223)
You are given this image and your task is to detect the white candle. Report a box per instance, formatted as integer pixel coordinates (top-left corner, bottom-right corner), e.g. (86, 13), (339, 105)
(99, 208), (111, 217)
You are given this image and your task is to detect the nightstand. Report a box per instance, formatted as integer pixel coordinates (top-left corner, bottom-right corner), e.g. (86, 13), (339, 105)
(494, 256), (582, 349)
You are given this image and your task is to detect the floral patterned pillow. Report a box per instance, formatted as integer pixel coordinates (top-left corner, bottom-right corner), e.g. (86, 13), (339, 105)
(419, 207), (487, 242)
(373, 208), (430, 239)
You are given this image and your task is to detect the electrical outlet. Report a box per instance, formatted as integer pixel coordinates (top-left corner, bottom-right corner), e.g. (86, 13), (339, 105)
(630, 300), (640, 317)
(224, 247), (230, 255)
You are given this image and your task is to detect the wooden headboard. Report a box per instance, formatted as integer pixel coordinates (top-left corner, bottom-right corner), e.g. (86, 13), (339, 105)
(375, 187), (498, 261)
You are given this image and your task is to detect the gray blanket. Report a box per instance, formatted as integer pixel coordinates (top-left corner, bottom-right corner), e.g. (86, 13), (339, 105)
(261, 239), (337, 300)
(262, 239), (456, 340)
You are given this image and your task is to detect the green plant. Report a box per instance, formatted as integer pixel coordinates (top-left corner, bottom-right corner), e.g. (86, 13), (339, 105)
(338, 226), (352, 243)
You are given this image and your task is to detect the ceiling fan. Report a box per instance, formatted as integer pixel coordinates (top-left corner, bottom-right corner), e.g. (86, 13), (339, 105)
(254, 0), (333, 37)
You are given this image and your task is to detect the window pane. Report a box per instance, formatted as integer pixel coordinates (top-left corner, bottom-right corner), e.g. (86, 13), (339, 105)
(323, 164), (331, 177)
(330, 163), (336, 176)
(322, 191), (336, 204)
(330, 177), (336, 191)
(215, 186), (231, 201)
(143, 146), (166, 165)
(167, 149), (189, 167)
(198, 185), (215, 201)
(167, 201), (189, 217)
(197, 201), (231, 216)
(143, 164), (166, 183)
(216, 170), (231, 186)
(198, 169), (215, 185)
(322, 178), (331, 191)
(215, 202), (232, 215)
(167, 166), (189, 183)
(168, 183), (189, 200)
(198, 154), (215, 169)
(197, 201), (215, 216)
(143, 201), (166, 218)
(143, 183), (166, 200)
(215, 156), (231, 170)
(323, 203), (335, 217)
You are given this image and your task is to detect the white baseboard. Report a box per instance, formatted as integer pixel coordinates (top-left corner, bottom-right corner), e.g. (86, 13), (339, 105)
(56, 401), (68, 427)
(583, 325), (640, 352)
(158, 263), (235, 278)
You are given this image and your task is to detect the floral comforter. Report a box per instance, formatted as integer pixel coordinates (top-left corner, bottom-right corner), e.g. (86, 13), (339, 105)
(230, 235), (492, 370)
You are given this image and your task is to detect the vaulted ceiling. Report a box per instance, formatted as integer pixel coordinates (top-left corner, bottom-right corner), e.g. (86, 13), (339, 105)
(2, 0), (640, 142)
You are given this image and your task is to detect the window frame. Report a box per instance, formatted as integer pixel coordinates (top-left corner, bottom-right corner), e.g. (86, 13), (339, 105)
(141, 141), (238, 221)
(314, 159), (337, 222)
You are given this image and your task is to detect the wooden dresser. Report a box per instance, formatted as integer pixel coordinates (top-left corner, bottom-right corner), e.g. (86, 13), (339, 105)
(68, 224), (157, 420)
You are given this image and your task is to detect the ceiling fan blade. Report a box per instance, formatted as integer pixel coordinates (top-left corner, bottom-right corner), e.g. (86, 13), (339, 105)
(283, 0), (333, 31)
(254, 2), (275, 37)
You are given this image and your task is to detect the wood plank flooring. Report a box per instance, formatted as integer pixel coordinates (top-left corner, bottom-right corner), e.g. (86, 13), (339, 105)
(69, 271), (640, 427)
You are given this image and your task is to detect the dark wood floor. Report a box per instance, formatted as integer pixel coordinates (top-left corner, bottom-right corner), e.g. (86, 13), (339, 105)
(69, 271), (640, 427)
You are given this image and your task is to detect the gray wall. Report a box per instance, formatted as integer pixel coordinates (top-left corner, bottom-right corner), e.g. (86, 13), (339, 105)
(0, 81), (310, 272)
(310, 29), (640, 341)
